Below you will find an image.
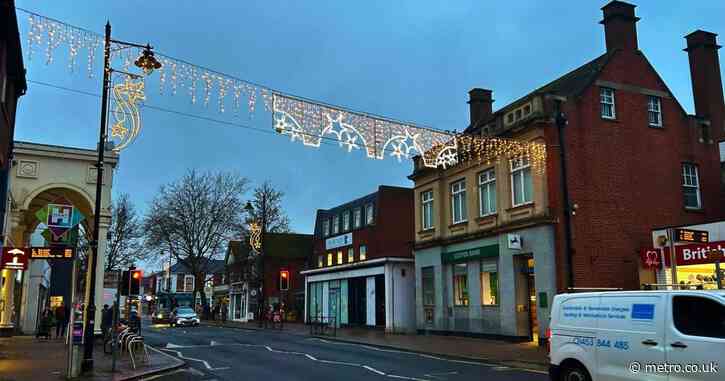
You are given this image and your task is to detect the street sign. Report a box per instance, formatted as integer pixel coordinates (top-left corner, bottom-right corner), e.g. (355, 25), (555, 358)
(674, 228), (709, 243)
(1, 247), (29, 270)
(30, 247), (74, 259)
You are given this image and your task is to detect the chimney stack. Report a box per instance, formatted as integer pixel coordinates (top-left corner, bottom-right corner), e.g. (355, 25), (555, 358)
(685, 30), (725, 136)
(600, 1), (640, 52)
(468, 88), (493, 129)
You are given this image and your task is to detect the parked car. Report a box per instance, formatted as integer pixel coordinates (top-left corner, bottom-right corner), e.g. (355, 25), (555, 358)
(548, 290), (725, 381)
(152, 308), (171, 324)
(170, 307), (200, 327)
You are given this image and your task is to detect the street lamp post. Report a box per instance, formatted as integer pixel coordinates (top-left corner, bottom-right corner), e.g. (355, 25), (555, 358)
(244, 199), (266, 327)
(82, 22), (160, 372)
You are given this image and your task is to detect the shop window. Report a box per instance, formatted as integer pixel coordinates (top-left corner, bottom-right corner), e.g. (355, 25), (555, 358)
(353, 207), (362, 229)
(343, 210), (350, 231)
(481, 260), (499, 305)
(332, 215), (340, 234)
(600, 87), (616, 119)
(365, 203), (374, 225)
(421, 190), (434, 230)
(673, 296), (725, 338)
(322, 219), (330, 237)
(327, 253), (333, 266)
(450, 179), (467, 224)
(422, 267), (435, 306)
(318, 255), (324, 268)
(337, 251), (343, 265)
(478, 169), (496, 216)
(511, 157), (533, 206)
(453, 263), (469, 306)
(359, 245), (367, 261)
(347, 248), (354, 263)
(682, 163), (701, 209)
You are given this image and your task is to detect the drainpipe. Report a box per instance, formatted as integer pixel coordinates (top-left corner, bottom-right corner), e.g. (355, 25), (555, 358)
(555, 100), (575, 290)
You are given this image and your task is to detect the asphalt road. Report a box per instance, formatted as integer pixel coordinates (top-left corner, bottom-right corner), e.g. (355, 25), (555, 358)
(140, 320), (549, 381)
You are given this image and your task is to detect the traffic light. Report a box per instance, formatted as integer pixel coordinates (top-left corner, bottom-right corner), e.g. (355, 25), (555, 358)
(120, 270), (130, 296)
(279, 270), (289, 291)
(130, 269), (142, 295)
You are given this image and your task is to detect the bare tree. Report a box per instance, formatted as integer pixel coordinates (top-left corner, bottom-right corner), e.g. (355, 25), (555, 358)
(144, 170), (249, 309)
(246, 180), (291, 233)
(105, 193), (145, 271)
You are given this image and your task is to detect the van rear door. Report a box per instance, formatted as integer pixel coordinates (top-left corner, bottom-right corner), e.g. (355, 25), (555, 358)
(596, 293), (666, 381)
(665, 293), (725, 381)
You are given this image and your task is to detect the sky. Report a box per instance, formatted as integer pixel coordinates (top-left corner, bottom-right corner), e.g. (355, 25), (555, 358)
(13, 0), (725, 241)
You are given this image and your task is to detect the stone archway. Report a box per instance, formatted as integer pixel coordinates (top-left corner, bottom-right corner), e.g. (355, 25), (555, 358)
(2, 141), (118, 334)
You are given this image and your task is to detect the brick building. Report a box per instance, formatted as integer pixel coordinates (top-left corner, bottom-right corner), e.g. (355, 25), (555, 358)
(409, 0), (724, 341)
(226, 233), (312, 322)
(301, 185), (415, 333)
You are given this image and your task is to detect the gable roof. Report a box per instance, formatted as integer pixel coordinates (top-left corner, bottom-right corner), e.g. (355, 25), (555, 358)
(465, 50), (616, 133)
(227, 233), (313, 263)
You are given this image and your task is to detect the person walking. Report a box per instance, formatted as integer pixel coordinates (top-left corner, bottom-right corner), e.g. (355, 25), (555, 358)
(221, 304), (228, 323)
(54, 302), (68, 339)
(101, 304), (113, 339)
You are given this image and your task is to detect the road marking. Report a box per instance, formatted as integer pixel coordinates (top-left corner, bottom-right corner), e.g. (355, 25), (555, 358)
(140, 367), (206, 380)
(363, 365), (386, 375)
(387, 375), (431, 381)
(159, 348), (230, 371)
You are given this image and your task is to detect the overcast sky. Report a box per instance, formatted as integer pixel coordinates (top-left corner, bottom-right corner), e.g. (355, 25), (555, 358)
(14, 1), (725, 244)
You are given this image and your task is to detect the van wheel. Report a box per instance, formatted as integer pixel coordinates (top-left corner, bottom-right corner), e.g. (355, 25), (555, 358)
(560, 364), (591, 381)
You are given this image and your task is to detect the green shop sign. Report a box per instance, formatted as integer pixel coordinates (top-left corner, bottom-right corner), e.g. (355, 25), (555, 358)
(442, 244), (499, 264)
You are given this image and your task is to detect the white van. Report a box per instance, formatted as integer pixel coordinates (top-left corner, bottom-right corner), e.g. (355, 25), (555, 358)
(548, 290), (725, 381)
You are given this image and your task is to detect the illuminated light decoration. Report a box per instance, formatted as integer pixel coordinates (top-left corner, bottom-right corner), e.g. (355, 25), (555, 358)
(18, 8), (547, 171)
(249, 222), (262, 253)
(110, 77), (146, 152)
(272, 93), (458, 168)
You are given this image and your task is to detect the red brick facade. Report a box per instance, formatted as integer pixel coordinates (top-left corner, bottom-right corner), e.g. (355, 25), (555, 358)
(543, 2), (725, 290)
(312, 186), (414, 266)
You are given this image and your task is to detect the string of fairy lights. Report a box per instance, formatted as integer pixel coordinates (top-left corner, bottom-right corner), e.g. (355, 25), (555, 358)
(17, 7), (547, 171)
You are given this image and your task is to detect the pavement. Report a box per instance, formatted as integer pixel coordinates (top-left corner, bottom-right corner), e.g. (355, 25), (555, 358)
(0, 330), (184, 381)
(142, 319), (550, 381)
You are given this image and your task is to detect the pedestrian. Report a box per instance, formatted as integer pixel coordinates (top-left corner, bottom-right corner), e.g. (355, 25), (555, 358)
(212, 304), (219, 321)
(101, 304), (113, 338)
(221, 304), (228, 322)
(203, 303), (210, 320)
(36, 309), (53, 340)
(55, 302), (68, 339)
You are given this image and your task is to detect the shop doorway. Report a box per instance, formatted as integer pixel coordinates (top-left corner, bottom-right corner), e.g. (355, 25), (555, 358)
(375, 275), (385, 327)
(348, 277), (367, 326)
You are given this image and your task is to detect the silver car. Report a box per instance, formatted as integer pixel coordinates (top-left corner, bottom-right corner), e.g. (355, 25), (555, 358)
(170, 307), (200, 327)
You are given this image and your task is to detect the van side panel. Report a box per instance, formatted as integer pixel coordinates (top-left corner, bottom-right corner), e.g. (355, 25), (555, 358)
(596, 294), (667, 381)
(550, 295), (600, 377)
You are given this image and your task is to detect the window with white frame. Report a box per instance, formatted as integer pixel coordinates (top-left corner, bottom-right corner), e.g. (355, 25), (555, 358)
(184, 275), (194, 293)
(682, 163), (701, 209)
(365, 203), (374, 225)
(353, 207), (362, 229)
(478, 169), (496, 216)
(421, 190), (434, 230)
(323, 219), (330, 237)
(450, 179), (467, 224)
(332, 215), (339, 234)
(600, 87), (616, 119)
(342, 210), (350, 231)
(511, 157), (533, 206)
(648, 96), (662, 127)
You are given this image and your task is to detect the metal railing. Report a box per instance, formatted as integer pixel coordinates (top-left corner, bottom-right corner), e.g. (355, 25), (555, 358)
(309, 315), (337, 337)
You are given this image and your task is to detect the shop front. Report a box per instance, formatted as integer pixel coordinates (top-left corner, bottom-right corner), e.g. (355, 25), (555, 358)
(642, 241), (725, 289)
(228, 283), (251, 321)
(413, 225), (556, 342)
(302, 258), (415, 333)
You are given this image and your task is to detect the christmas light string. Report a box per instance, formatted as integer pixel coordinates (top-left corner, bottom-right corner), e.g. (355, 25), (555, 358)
(16, 7), (547, 171)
